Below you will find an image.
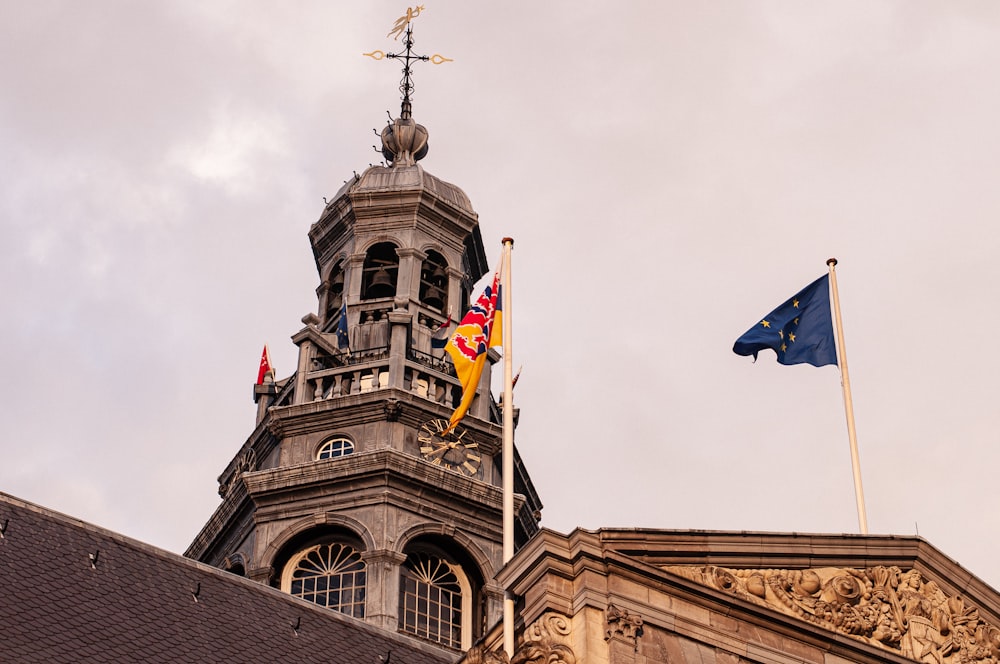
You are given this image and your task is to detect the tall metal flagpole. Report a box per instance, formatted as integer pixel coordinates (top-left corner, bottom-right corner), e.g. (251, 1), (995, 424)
(827, 258), (869, 534)
(501, 238), (515, 657)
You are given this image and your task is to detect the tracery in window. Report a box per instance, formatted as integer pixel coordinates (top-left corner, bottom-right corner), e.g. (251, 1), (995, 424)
(399, 552), (469, 649)
(317, 436), (355, 460)
(284, 542), (366, 618)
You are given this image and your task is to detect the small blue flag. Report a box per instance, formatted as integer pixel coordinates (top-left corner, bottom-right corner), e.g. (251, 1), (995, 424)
(336, 304), (350, 351)
(733, 274), (837, 367)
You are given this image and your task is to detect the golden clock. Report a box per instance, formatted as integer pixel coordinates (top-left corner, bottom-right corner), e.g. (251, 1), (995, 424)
(418, 418), (481, 477)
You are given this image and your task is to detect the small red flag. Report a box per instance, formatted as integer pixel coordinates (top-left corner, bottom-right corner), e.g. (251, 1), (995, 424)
(256, 344), (273, 385)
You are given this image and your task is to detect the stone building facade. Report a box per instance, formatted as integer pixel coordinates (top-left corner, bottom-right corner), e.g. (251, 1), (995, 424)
(180, 96), (1000, 664)
(470, 530), (1000, 664)
(4, 35), (999, 663)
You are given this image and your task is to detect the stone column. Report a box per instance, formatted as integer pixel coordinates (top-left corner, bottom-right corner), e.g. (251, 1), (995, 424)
(395, 247), (425, 307)
(483, 583), (505, 632)
(348, 252), (366, 301)
(446, 266), (464, 318)
(293, 339), (313, 406)
(253, 383), (276, 425)
(248, 565), (275, 586)
(388, 309), (412, 389)
(316, 280), (330, 321)
(362, 549), (408, 633)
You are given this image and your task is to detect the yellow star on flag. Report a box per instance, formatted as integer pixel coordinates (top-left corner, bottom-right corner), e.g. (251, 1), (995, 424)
(789, 332), (796, 342)
(761, 320), (770, 328)
(780, 343), (787, 352)
(793, 299), (799, 308)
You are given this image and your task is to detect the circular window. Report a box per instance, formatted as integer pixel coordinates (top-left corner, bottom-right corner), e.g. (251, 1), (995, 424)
(317, 437), (355, 460)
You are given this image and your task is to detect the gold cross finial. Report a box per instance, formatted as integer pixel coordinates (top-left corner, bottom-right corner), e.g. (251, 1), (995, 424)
(363, 6), (452, 119)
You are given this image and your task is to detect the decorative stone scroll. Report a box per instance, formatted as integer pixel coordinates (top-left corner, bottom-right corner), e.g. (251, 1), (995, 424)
(466, 613), (576, 664)
(465, 645), (510, 664)
(663, 564), (1000, 663)
(514, 613), (577, 664)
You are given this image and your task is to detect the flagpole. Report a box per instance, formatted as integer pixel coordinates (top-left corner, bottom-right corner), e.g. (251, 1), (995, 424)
(501, 238), (515, 657)
(827, 258), (868, 534)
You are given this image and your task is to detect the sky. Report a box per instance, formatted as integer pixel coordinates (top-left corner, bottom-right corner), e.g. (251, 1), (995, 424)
(3, 2), (1000, 590)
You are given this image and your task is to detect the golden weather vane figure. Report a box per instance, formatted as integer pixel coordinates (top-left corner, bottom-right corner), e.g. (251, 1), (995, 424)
(387, 5), (424, 40)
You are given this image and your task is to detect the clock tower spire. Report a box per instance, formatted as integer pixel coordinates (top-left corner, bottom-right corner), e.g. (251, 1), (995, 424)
(186, 10), (540, 654)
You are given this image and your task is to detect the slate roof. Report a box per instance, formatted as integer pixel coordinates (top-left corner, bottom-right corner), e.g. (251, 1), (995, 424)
(0, 492), (455, 664)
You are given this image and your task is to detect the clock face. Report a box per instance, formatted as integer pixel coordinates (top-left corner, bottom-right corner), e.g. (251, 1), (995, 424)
(418, 418), (481, 477)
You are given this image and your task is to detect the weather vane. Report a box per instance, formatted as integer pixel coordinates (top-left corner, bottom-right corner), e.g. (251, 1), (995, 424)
(363, 5), (452, 119)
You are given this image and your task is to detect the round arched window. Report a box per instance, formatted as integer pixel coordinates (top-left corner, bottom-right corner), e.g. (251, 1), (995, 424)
(399, 552), (470, 649)
(283, 542), (366, 618)
(317, 437), (355, 460)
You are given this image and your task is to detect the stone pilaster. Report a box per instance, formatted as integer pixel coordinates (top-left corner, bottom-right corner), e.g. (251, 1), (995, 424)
(605, 604), (643, 664)
(388, 309), (412, 389)
(362, 549), (408, 633)
(395, 247), (425, 306)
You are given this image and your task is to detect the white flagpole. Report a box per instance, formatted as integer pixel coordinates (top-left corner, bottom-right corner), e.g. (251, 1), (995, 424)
(827, 258), (868, 534)
(501, 238), (515, 657)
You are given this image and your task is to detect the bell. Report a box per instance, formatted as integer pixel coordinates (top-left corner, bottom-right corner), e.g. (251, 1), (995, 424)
(423, 286), (445, 310)
(330, 271), (345, 293)
(367, 267), (395, 298)
(430, 265), (447, 286)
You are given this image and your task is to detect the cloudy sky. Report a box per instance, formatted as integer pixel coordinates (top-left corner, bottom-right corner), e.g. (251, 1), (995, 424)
(4, 2), (1000, 590)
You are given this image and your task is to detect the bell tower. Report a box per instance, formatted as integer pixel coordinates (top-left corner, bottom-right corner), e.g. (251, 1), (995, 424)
(186, 11), (541, 655)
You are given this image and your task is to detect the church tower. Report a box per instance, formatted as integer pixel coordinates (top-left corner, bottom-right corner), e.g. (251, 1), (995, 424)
(186, 17), (542, 654)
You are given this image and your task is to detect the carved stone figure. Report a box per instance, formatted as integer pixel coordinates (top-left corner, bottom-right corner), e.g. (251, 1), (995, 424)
(662, 564), (1000, 663)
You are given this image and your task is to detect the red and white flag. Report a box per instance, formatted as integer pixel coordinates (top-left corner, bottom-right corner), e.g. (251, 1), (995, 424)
(256, 344), (274, 385)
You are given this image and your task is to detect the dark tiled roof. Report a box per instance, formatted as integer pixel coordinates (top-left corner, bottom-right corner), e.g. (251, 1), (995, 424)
(0, 492), (454, 664)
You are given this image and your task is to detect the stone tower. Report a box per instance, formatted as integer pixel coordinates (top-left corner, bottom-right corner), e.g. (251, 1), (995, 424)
(186, 99), (542, 653)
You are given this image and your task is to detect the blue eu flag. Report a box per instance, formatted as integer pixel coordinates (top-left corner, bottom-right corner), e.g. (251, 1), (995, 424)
(336, 303), (350, 351)
(733, 274), (837, 367)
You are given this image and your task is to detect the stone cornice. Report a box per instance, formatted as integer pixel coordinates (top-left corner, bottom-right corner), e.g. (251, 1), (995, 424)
(500, 528), (1000, 664)
(592, 529), (1000, 618)
(265, 388), (504, 455)
(241, 449), (526, 541)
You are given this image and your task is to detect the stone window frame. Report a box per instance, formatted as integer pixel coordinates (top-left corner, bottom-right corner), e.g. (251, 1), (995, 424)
(316, 436), (355, 460)
(398, 550), (472, 650)
(281, 542), (367, 618)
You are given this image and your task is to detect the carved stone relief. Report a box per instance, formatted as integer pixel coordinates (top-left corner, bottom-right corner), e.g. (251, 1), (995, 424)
(663, 565), (1000, 663)
(606, 603), (644, 645)
(465, 613), (576, 664)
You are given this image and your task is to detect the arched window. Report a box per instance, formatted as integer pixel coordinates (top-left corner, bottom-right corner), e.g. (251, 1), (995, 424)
(317, 436), (355, 460)
(361, 242), (399, 300)
(324, 260), (345, 321)
(282, 542), (366, 618)
(223, 553), (247, 578)
(398, 551), (472, 649)
(419, 251), (448, 312)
